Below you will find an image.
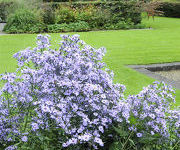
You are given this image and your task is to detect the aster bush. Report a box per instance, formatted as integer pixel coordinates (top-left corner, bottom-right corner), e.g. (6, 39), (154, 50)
(0, 34), (179, 150)
(0, 34), (128, 149)
(106, 82), (179, 150)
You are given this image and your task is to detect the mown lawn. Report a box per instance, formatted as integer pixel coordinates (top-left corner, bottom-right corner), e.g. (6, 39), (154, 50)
(0, 16), (180, 105)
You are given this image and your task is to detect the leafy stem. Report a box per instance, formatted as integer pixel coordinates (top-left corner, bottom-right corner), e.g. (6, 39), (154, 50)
(122, 130), (133, 150)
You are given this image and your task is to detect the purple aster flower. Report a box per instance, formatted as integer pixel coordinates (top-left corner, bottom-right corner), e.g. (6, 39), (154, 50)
(21, 136), (28, 142)
(62, 142), (68, 147)
(78, 134), (92, 142)
(5, 145), (17, 150)
(151, 131), (155, 135)
(98, 126), (104, 133)
(136, 133), (143, 138)
(94, 137), (104, 146)
(31, 123), (39, 131)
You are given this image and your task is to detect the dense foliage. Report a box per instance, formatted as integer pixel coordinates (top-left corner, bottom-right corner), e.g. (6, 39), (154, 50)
(0, 34), (179, 150)
(2, 0), (144, 33)
(0, 1), (12, 22)
(158, 2), (180, 18)
(41, 3), (56, 25)
(3, 9), (45, 33)
(47, 21), (90, 32)
(43, 0), (96, 2)
(43, 0), (70, 2)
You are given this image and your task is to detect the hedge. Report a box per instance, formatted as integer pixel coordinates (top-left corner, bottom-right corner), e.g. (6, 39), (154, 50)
(1, 1), (142, 25)
(46, 1), (142, 25)
(158, 2), (180, 18)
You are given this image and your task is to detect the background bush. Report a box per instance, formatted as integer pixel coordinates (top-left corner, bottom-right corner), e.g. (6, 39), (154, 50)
(158, 2), (180, 18)
(55, 6), (76, 24)
(74, 5), (111, 29)
(47, 0), (143, 32)
(41, 3), (56, 24)
(0, 1), (13, 22)
(47, 23), (69, 32)
(47, 21), (90, 32)
(3, 9), (45, 33)
(106, 0), (142, 25)
(68, 21), (90, 31)
(1, 0), (144, 33)
(43, 0), (91, 2)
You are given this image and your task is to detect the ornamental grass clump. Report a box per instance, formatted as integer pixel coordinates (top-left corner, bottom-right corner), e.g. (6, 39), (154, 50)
(0, 34), (179, 150)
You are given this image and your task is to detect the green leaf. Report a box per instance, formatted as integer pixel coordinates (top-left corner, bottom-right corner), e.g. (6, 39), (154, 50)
(45, 136), (51, 141)
(139, 136), (157, 144)
(129, 139), (135, 146)
(129, 116), (137, 125)
(113, 126), (129, 137)
(109, 142), (122, 150)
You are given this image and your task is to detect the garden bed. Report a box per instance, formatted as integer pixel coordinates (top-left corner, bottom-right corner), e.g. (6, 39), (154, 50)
(1, 0), (143, 34)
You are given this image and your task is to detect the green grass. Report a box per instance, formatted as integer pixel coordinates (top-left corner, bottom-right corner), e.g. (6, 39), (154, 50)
(0, 16), (180, 105)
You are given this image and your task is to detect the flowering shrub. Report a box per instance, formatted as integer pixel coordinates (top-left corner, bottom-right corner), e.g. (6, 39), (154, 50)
(126, 82), (179, 148)
(108, 82), (179, 150)
(127, 82), (176, 137)
(0, 34), (179, 150)
(0, 34), (129, 149)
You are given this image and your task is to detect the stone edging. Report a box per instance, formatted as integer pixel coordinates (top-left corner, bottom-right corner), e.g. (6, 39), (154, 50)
(127, 62), (180, 89)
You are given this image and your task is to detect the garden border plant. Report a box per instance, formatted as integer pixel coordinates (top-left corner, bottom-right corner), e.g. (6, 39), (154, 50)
(158, 1), (180, 18)
(1, 0), (146, 34)
(0, 34), (179, 150)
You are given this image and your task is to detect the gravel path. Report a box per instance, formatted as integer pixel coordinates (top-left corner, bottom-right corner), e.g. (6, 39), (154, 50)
(127, 62), (180, 89)
(0, 32), (6, 35)
(156, 70), (180, 82)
